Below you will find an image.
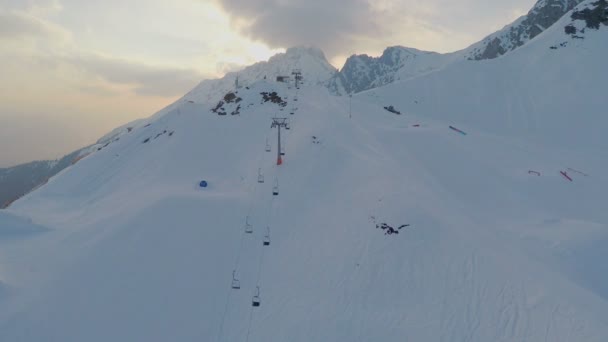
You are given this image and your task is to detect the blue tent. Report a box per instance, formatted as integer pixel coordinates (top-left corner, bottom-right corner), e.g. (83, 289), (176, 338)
(199, 180), (208, 188)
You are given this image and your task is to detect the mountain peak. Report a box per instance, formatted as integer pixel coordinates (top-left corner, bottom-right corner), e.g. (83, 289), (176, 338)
(332, 46), (452, 95)
(284, 46), (328, 62)
(465, 0), (585, 60)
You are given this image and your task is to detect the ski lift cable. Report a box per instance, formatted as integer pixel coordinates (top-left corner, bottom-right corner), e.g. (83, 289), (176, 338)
(216, 127), (275, 342)
(244, 95), (296, 338)
(245, 225), (270, 342)
(216, 282), (235, 342)
(244, 191), (277, 342)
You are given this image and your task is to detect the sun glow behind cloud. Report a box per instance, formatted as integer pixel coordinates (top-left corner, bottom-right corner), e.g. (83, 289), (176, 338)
(0, 0), (284, 166)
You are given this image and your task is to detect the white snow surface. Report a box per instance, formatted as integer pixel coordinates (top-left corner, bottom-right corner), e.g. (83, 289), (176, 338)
(1, 2), (608, 341)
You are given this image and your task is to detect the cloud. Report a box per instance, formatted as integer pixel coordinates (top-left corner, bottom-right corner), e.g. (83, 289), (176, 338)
(0, 9), (69, 41)
(213, 0), (538, 59)
(63, 54), (211, 97)
(214, 0), (387, 57)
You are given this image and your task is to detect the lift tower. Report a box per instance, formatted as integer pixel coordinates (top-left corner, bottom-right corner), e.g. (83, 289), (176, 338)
(292, 69), (302, 89)
(271, 118), (288, 165)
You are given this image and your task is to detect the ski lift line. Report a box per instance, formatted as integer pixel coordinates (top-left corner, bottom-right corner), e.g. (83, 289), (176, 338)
(244, 197), (275, 342)
(243, 127), (276, 220)
(216, 281), (235, 342)
(244, 302), (255, 342)
(245, 229), (270, 342)
(216, 122), (276, 342)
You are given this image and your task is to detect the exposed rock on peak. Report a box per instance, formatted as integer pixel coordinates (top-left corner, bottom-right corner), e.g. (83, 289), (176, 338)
(465, 0), (585, 60)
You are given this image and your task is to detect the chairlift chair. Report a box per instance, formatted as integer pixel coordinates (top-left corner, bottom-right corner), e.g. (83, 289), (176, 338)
(265, 139), (271, 152)
(258, 168), (264, 183)
(263, 227), (270, 246)
(273, 178), (279, 196)
(231, 270), (240, 290)
(280, 147), (285, 156)
(252, 286), (261, 307)
(245, 216), (253, 234)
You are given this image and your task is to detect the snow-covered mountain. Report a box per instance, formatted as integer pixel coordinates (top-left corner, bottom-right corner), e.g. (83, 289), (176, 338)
(1, 0), (607, 341)
(331, 46), (459, 95)
(0, 152), (81, 209)
(0, 119), (147, 209)
(183, 46), (337, 106)
(362, 0), (607, 151)
(332, 0), (588, 95)
(464, 0), (585, 60)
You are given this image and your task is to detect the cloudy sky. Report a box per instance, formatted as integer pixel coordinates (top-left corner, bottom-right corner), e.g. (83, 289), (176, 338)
(0, 0), (535, 167)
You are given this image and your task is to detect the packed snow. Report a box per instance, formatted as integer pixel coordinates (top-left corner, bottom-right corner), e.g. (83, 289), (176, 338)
(0, 1), (607, 341)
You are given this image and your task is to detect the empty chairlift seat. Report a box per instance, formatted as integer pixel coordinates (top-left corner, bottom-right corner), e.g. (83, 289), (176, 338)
(245, 216), (253, 234)
(273, 178), (279, 196)
(252, 286), (261, 307)
(265, 139), (271, 152)
(231, 270), (240, 290)
(258, 168), (264, 183)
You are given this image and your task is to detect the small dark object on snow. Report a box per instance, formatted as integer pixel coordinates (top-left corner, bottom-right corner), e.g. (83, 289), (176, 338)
(449, 126), (467, 135)
(384, 105), (401, 115)
(260, 91), (287, 107)
(142, 138), (150, 144)
(376, 223), (410, 235)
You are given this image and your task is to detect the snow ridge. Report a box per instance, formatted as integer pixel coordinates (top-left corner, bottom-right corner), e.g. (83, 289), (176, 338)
(465, 0), (585, 60)
(331, 46), (459, 95)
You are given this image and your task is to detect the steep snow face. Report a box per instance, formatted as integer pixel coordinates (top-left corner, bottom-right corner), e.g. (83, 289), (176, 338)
(183, 46), (337, 106)
(465, 0), (584, 60)
(332, 46), (460, 95)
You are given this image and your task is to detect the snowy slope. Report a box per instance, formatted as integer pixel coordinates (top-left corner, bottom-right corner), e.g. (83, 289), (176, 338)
(3, 81), (608, 341)
(1, 1), (608, 341)
(363, 0), (608, 151)
(0, 118), (148, 209)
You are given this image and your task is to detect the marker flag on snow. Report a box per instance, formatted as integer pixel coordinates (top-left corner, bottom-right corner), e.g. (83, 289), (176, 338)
(449, 126), (467, 135)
